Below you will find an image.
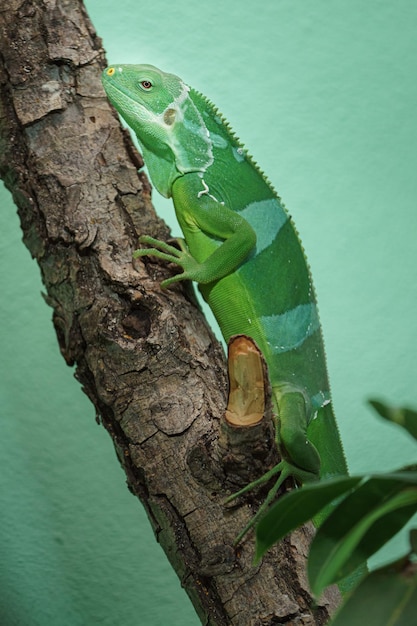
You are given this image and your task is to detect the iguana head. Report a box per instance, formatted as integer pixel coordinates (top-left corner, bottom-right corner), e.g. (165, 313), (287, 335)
(102, 64), (213, 197)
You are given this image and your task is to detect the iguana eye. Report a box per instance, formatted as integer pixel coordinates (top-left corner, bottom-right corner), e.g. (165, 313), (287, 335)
(140, 80), (152, 90)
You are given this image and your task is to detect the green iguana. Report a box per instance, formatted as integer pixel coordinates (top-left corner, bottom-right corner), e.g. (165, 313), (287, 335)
(102, 64), (348, 538)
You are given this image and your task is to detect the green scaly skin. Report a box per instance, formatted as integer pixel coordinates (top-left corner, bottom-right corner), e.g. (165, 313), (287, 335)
(102, 64), (348, 539)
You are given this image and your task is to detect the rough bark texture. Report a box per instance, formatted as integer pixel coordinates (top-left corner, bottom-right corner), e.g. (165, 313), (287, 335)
(0, 1), (340, 624)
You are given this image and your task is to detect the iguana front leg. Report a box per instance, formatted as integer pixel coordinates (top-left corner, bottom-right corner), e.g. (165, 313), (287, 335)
(134, 175), (256, 287)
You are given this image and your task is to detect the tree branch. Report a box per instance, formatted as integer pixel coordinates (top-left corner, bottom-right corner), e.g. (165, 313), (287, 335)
(0, 1), (340, 623)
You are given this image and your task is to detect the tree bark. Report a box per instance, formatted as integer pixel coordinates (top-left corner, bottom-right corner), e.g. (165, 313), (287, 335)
(0, 1), (340, 623)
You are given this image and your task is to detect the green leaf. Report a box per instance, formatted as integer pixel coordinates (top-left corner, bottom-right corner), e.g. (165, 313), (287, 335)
(330, 556), (417, 626)
(254, 476), (361, 562)
(369, 399), (417, 441)
(308, 474), (417, 596)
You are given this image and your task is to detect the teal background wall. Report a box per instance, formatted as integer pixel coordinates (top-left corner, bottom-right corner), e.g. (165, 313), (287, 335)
(1, 1), (416, 624)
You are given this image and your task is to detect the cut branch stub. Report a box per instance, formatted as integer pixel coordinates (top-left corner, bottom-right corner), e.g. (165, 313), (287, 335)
(225, 334), (271, 426)
(219, 335), (278, 487)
